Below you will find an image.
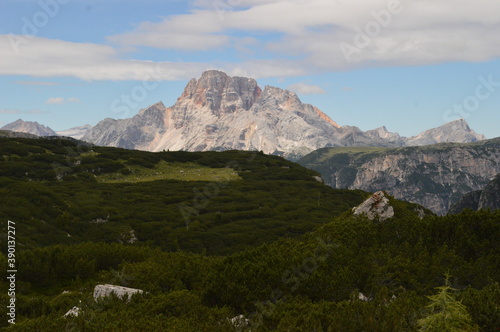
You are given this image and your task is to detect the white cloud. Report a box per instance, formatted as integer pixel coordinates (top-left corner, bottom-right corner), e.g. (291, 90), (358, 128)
(107, 10), (228, 50)
(0, 35), (307, 81)
(0, 35), (210, 81)
(14, 80), (61, 86)
(46, 97), (80, 104)
(46, 97), (65, 104)
(2, 0), (500, 81)
(287, 82), (325, 95)
(110, 0), (500, 71)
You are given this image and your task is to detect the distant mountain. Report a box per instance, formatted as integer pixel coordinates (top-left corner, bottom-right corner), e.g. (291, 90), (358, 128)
(83, 70), (349, 160)
(1, 119), (57, 136)
(56, 124), (92, 139)
(405, 118), (485, 146)
(82, 70), (487, 160)
(298, 138), (500, 215)
(448, 173), (500, 214)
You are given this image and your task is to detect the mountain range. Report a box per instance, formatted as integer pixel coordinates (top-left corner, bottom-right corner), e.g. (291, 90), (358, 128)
(1, 70), (486, 160)
(298, 138), (500, 215)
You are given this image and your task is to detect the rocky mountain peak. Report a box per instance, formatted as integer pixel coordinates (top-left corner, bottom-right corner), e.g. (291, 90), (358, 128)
(81, 71), (489, 161)
(179, 70), (261, 114)
(366, 126), (401, 140)
(1, 119), (57, 137)
(406, 118), (485, 146)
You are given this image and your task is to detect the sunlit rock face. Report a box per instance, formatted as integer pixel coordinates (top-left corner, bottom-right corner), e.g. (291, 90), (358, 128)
(83, 70), (486, 161)
(353, 191), (395, 221)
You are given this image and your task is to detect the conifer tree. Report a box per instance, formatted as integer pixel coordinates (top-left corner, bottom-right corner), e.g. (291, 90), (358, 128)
(418, 275), (478, 332)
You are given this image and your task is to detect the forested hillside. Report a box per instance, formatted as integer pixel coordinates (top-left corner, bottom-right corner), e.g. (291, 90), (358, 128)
(0, 137), (498, 331)
(0, 137), (367, 255)
(1, 210), (498, 330)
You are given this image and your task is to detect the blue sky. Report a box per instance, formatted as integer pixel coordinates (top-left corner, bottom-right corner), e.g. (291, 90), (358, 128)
(0, 0), (499, 138)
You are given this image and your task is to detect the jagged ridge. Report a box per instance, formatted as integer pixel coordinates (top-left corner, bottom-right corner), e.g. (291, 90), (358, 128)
(82, 70), (486, 159)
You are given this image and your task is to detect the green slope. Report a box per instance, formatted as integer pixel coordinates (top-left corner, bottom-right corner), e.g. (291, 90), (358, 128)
(0, 137), (368, 255)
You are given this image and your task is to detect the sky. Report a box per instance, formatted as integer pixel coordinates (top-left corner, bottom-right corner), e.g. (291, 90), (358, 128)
(0, 0), (499, 138)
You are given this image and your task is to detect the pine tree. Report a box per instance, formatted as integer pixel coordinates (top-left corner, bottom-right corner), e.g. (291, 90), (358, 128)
(418, 276), (478, 332)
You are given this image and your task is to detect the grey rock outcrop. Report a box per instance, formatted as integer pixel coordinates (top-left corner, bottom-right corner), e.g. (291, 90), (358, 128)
(1, 119), (57, 136)
(63, 306), (81, 317)
(352, 191), (395, 221)
(93, 284), (143, 302)
(299, 138), (500, 215)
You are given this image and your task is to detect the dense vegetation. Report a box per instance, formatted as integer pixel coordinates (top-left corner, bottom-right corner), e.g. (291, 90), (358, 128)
(1, 210), (498, 330)
(0, 137), (498, 331)
(0, 137), (367, 255)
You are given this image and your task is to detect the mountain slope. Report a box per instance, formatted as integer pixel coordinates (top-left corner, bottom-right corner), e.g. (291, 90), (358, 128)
(56, 124), (92, 139)
(1, 119), (57, 136)
(298, 138), (500, 215)
(0, 136), (369, 254)
(448, 173), (500, 214)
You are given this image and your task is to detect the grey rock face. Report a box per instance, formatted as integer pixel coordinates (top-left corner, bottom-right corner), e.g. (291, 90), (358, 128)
(406, 119), (485, 146)
(1, 119), (57, 136)
(83, 71), (346, 159)
(56, 124), (92, 139)
(353, 191), (395, 221)
(82, 70), (486, 160)
(448, 191), (482, 214)
(480, 174), (500, 211)
(299, 138), (500, 215)
(449, 174), (500, 214)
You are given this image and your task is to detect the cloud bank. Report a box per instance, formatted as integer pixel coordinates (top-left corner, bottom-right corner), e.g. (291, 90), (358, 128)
(1, 0), (499, 81)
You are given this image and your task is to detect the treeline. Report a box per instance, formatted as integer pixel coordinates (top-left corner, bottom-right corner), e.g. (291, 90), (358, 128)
(1, 210), (499, 330)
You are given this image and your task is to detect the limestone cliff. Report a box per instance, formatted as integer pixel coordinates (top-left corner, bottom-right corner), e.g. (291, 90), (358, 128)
(299, 138), (500, 215)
